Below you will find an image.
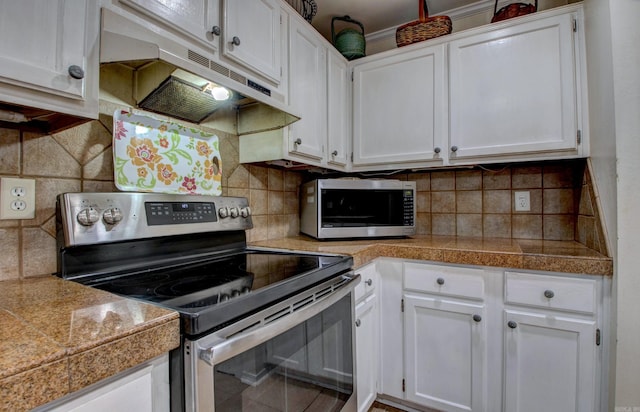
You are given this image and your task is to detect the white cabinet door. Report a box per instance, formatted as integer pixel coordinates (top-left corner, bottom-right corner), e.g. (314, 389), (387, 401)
(287, 16), (327, 162)
(352, 44), (446, 168)
(503, 309), (597, 412)
(449, 12), (581, 161)
(355, 293), (378, 412)
(404, 293), (487, 412)
(119, 0), (220, 50)
(326, 49), (350, 169)
(0, 0), (95, 101)
(223, 0), (281, 83)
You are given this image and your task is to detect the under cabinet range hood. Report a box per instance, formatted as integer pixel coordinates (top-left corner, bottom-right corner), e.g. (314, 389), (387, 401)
(100, 8), (298, 132)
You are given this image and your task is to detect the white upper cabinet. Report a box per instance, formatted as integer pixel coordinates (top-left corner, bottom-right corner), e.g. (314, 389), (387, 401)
(0, 0), (99, 117)
(352, 44), (446, 169)
(448, 11), (583, 162)
(287, 15), (327, 162)
(223, 0), (281, 84)
(119, 0), (221, 51)
(326, 48), (350, 169)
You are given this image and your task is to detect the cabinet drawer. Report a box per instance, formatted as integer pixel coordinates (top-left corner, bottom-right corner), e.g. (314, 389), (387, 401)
(505, 272), (597, 314)
(355, 263), (377, 302)
(404, 262), (485, 300)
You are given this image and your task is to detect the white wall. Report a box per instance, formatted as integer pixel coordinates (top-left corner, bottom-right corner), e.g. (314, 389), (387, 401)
(608, 0), (640, 408)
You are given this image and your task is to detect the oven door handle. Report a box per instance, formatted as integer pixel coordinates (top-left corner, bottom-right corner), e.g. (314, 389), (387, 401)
(196, 273), (360, 367)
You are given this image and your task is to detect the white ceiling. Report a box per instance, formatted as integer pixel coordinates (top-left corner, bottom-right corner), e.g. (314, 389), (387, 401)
(309, 0), (495, 40)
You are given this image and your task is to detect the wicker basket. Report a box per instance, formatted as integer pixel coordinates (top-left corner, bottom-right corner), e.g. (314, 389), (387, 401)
(491, 0), (537, 23)
(396, 0), (452, 48)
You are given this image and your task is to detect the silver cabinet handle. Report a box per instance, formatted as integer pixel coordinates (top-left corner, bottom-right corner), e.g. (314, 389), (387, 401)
(507, 321), (517, 329)
(355, 319), (361, 327)
(473, 314), (482, 322)
(332, 150), (338, 156)
(365, 279), (372, 286)
(231, 36), (241, 46)
(68, 65), (85, 79)
(294, 138), (302, 145)
(434, 147), (441, 154)
(211, 26), (221, 36)
(544, 290), (555, 299)
(451, 145), (458, 152)
(436, 277), (445, 285)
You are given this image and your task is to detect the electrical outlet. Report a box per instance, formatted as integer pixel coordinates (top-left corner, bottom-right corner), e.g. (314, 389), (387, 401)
(514, 191), (531, 212)
(0, 177), (36, 219)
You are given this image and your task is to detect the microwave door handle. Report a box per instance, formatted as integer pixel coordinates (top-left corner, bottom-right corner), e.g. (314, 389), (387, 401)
(197, 273), (360, 367)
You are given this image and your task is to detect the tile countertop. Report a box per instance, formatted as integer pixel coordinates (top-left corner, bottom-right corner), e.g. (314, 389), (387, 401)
(0, 276), (180, 412)
(250, 235), (613, 276)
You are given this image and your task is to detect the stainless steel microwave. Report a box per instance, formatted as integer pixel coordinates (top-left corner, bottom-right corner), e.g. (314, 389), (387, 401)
(300, 179), (416, 239)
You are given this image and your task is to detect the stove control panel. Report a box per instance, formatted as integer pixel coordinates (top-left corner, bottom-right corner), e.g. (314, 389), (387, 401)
(58, 192), (253, 247)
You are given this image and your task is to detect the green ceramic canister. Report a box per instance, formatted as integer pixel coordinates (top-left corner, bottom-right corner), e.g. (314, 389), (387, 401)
(331, 15), (365, 60)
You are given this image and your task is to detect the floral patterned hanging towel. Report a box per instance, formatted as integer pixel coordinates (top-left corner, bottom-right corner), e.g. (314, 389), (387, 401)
(113, 110), (222, 195)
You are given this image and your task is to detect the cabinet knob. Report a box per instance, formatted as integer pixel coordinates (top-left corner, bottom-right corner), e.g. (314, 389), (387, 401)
(332, 150), (338, 156)
(211, 25), (221, 36)
(231, 36), (241, 46)
(68, 65), (85, 80)
(434, 147), (441, 154)
(365, 278), (372, 286)
(451, 145), (458, 153)
(507, 320), (518, 329)
(355, 319), (361, 327)
(294, 138), (302, 145)
(436, 277), (445, 285)
(473, 314), (482, 323)
(544, 289), (555, 299)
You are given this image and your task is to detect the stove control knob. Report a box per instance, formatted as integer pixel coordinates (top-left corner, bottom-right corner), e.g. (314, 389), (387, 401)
(218, 206), (229, 218)
(229, 207), (239, 218)
(219, 293), (230, 302)
(77, 207), (99, 226)
(231, 289), (241, 297)
(241, 286), (251, 294)
(103, 208), (123, 225)
(240, 207), (251, 218)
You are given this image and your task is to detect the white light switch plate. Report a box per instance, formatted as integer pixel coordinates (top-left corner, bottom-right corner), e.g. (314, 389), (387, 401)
(0, 177), (36, 219)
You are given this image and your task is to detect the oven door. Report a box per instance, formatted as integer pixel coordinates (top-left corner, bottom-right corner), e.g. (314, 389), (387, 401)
(185, 273), (359, 412)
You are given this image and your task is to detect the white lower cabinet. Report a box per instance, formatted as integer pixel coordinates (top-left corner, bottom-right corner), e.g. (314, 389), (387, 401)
(356, 259), (604, 412)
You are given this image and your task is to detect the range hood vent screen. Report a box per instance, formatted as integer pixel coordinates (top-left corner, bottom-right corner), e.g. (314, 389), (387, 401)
(139, 76), (236, 124)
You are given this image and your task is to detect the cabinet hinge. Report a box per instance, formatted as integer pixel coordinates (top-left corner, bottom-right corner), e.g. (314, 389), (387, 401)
(401, 298), (404, 313)
(350, 152), (354, 162)
(596, 328), (601, 346)
(351, 70), (354, 82)
(577, 129), (582, 145)
(402, 378), (406, 392)
(280, 14), (283, 25)
(573, 18), (577, 32)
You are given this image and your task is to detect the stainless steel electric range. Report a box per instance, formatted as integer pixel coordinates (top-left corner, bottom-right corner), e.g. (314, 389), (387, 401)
(56, 192), (359, 412)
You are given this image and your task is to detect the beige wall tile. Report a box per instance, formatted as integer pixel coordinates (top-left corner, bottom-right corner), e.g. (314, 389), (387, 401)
(578, 185), (594, 216)
(228, 165), (250, 188)
(456, 191), (482, 214)
(483, 169), (510, 190)
(247, 215), (268, 242)
(285, 214), (299, 237)
(457, 214), (482, 237)
(431, 171), (455, 191)
(284, 171), (302, 192)
(227, 188), (250, 199)
(408, 172), (430, 191)
(268, 168), (284, 191)
(432, 191), (455, 213)
(249, 165), (268, 190)
(416, 212), (431, 235)
(267, 215), (286, 240)
(83, 149), (114, 181)
(432, 213), (456, 236)
(53, 121), (111, 165)
(543, 188), (575, 214)
(23, 133), (81, 178)
(0, 128), (21, 174)
(456, 170), (482, 190)
(483, 214), (512, 238)
(512, 215), (543, 239)
(543, 215), (575, 240)
(511, 166), (542, 189)
(284, 192), (299, 215)
(82, 181), (118, 192)
(0, 228), (20, 280)
(249, 189), (268, 215)
(22, 228), (56, 277)
(268, 191), (284, 214)
(483, 190), (511, 214)
(416, 192), (430, 213)
(543, 164), (577, 188)
(26, 178), (81, 226)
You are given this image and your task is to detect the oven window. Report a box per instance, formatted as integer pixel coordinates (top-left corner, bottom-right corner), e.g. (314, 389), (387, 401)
(213, 295), (353, 411)
(321, 189), (404, 227)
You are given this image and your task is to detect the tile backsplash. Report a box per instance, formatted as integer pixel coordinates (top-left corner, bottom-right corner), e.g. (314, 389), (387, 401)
(0, 120), (300, 280)
(0, 119), (607, 281)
